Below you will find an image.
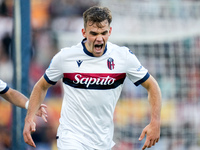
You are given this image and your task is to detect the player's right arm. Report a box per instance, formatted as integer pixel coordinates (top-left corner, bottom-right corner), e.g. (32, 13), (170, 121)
(23, 76), (52, 148)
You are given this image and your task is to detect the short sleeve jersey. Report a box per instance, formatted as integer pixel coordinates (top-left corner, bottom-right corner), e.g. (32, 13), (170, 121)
(0, 80), (9, 94)
(44, 39), (150, 149)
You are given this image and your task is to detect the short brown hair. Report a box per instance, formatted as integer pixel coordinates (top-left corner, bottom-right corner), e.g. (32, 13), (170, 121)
(83, 6), (112, 29)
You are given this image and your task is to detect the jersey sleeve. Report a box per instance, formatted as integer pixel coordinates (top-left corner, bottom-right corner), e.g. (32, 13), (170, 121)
(0, 79), (9, 94)
(125, 49), (150, 86)
(44, 51), (63, 85)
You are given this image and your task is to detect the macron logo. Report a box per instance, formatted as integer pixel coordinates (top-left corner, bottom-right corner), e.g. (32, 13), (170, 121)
(76, 60), (83, 67)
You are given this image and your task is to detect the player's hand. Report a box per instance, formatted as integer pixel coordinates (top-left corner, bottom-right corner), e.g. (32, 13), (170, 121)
(23, 119), (36, 148)
(35, 104), (48, 122)
(138, 122), (160, 150)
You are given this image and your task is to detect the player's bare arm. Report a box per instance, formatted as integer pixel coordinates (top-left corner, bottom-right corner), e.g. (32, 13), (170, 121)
(1, 87), (48, 122)
(1, 88), (28, 108)
(23, 76), (52, 148)
(139, 75), (162, 150)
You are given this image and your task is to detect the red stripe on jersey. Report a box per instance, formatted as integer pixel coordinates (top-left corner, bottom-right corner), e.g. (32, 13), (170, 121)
(63, 73), (126, 89)
(63, 73), (125, 80)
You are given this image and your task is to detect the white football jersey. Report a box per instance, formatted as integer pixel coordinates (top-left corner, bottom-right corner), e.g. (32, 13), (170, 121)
(0, 79), (9, 94)
(45, 39), (149, 149)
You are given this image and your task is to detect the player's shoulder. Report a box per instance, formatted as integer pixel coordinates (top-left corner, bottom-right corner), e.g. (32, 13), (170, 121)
(60, 42), (82, 52)
(56, 42), (82, 57)
(0, 79), (6, 85)
(107, 42), (131, 54)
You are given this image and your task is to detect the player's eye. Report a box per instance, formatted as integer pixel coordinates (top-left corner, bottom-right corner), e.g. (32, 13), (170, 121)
(90, 32), (98, 36)
(102, 31), (108, 35)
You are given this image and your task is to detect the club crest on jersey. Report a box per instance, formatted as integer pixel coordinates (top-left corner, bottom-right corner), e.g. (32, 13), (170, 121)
(107, 58), (115, 70)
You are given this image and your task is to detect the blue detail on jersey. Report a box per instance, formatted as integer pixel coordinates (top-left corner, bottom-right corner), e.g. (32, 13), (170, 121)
(48, 59), (53, 69)
(137, 66), (143, 71)
(0, 86), (9, 94)
(81, 38), (107, 57)
(76, 60), (83, 67)
(129, 49), (134, 54)
(44, 74), (57, 85)
(134, 72), (150, 86)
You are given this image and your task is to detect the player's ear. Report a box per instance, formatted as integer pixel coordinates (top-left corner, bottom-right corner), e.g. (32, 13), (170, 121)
(82, 28), (86, 38)
(109, 27), (112, 36)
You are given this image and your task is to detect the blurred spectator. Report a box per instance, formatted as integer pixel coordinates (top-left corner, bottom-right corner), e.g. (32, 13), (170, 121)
(0, 41), (13, 86)
(0, 126), (11, 150)
(31, 0), (51, 30)
(0, 0), (13, 86)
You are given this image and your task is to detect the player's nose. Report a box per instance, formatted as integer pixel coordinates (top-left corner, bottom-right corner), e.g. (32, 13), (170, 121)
(96, 34), (103, 42)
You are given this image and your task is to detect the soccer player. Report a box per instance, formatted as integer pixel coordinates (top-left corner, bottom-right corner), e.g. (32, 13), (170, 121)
(23, 6), (162, 150)
(0, 79), (47, 122)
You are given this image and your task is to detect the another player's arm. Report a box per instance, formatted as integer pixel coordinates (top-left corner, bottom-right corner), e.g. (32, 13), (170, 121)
(23, 76), (52, 148)
(1, 88), (28, 109)
(1, 88), (48, 122)
(139, 75), (162, 150)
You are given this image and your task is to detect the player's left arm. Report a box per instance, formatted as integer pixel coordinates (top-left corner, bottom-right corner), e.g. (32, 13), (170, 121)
(139, 75), (162, 150)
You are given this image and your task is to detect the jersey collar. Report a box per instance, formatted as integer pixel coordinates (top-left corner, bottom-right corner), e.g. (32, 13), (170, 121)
(81, 38), (107, 57)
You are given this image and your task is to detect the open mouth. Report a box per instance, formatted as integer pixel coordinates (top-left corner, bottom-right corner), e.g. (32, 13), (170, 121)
(94, 44), (103, 50)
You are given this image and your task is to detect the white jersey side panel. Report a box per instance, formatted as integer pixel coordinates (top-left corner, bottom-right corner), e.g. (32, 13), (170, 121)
(45, 40), (149, 149)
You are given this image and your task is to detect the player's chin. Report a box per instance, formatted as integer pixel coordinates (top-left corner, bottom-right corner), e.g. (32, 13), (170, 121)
(93, 49), (104, 57)
(94, 52), (103, 57)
